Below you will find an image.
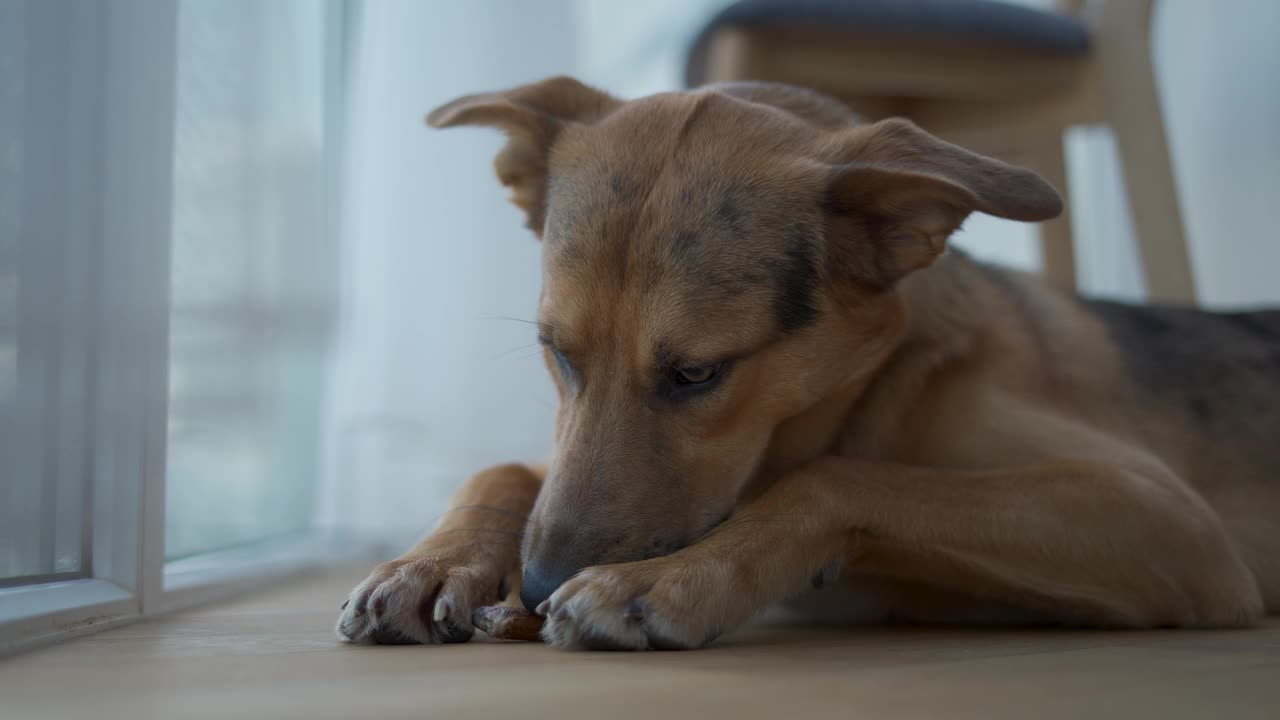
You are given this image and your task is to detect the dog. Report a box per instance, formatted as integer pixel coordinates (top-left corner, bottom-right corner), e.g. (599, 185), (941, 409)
(336, 76), (1278, 650)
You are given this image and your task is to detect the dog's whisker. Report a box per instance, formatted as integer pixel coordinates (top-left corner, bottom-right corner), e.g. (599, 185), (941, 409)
(509, 347), (552, 361)
(478, 313), (536, 324)
(479, 314), (556, 335)
(489, 342), (544, 361)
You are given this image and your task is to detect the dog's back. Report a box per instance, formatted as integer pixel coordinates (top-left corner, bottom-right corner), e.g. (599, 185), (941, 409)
(1085, 300), (1280, 475)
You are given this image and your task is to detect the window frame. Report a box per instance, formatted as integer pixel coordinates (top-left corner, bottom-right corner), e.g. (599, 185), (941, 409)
(0, 0), (353, 657)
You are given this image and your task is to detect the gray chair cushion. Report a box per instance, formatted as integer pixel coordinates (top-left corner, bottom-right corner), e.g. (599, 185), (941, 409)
(686, 0), (1091, 87)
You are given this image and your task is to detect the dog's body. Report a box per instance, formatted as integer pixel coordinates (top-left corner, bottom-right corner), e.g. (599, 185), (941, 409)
(337, 77), (1278, 649)
(778, 254), (1280, 627)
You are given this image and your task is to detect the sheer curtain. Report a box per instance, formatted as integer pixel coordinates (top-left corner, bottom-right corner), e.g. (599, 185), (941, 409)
(165, 0), (342, 560)
(318, 0), (573, 544)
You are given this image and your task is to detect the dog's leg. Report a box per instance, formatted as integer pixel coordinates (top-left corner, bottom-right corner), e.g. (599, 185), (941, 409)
(540, 458), (1264, 649)
(336, 463), (543, 644)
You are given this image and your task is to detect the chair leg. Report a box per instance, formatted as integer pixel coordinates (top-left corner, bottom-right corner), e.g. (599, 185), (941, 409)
(1094, 2), (1197, 304)
(1025, 135), (1078, 292)
(704, 28), (752, 82)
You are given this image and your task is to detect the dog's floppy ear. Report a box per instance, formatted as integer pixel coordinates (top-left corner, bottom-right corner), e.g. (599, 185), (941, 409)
(427, 76), (621, 236)
(825, 118), (1062, 287)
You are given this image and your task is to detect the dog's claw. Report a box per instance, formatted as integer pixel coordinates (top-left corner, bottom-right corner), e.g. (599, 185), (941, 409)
(535, 600), (550, 617)
(338, 554), (523, 646)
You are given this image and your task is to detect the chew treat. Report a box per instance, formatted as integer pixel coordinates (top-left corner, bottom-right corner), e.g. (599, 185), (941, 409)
(473, 605), (545, 642)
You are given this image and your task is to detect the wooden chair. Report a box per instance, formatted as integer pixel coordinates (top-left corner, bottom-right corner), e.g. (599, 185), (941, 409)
(687, 0), (1196, 303)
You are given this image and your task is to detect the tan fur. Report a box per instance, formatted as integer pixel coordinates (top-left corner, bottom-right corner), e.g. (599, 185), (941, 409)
(337, 77), (1276, 650)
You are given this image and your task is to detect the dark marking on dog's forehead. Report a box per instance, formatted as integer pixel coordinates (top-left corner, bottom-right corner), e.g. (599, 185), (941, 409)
(655, 213), (821, 335)
(544, 158), (824, 334)
(668, 229), (699, 263)
(715, 192), (747, 238)
(664, 184), (823, 333)
(770, 223), (821, 333)
(544, 170), (632, 269)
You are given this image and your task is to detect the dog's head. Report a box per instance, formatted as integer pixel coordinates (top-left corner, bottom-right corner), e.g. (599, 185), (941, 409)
(428, 77), (1061, 610)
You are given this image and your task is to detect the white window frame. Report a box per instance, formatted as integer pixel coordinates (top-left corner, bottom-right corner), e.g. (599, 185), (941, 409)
(0, 0), (353, 656)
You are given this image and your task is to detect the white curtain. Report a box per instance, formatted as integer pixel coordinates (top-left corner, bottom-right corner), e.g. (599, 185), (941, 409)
(165, 0), (342, 559)
(319, 1), (574, 543)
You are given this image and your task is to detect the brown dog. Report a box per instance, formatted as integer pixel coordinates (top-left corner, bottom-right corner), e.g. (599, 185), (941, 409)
(336, 77), (1279, 650)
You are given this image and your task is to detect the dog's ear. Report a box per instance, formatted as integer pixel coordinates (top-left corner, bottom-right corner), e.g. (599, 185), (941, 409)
(825, 118), (1062, 287)
(427, 76), (621, 236)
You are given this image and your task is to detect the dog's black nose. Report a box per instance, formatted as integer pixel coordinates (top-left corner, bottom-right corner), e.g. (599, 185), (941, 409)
(520, 563), (574, 613)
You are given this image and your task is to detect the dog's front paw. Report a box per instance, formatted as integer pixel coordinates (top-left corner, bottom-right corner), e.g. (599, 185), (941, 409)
(539, 557), (730, 651)
(336, 555), (506, 645)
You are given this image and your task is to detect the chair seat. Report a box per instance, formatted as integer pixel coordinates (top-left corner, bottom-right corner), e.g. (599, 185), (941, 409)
(687, 0), (1091, 87)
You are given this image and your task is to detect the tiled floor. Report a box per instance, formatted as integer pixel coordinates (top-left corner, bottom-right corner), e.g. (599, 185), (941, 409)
(2, 567), (1277, 719)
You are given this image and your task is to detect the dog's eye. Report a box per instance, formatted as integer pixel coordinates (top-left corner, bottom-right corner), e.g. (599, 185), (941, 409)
(673, 364), (719, 385)
(551, 348), (575, 384)
(658, 360), (733, 401)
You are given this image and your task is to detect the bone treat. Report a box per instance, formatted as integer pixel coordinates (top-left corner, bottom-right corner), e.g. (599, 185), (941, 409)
(472, 605), (545, 642)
